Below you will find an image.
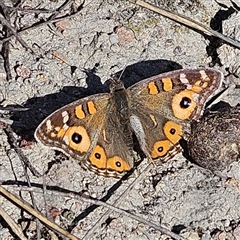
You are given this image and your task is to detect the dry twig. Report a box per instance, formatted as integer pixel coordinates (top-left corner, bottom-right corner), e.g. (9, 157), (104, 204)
(4, 126), (41, 177)
(128, 0), (240, 49)
(0, 205), (28, 240)
(0, 185), (80, 240)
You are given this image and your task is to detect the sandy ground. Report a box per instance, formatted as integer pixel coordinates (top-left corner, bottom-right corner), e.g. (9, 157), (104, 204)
(0, 0), (240, 239)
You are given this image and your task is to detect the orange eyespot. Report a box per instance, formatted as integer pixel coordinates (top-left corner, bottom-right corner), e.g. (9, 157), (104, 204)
(89, 145), (107, 169)
(151, 140), (172, 159)
(107, 156), (131, 172)
(172, 90), (197, 120)
(65, 126), (91, 153)
(163, 121), (182, 143)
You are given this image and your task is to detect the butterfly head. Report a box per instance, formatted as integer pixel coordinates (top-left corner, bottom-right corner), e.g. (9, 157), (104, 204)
(109, 76), (125, 93)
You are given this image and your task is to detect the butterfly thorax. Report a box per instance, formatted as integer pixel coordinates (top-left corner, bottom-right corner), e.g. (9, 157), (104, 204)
(109, 80), (133, 151)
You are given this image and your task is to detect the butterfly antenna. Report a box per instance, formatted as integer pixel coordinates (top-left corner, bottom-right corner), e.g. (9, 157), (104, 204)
(118, 63), (128, 81)
(110, 63), (129, 88)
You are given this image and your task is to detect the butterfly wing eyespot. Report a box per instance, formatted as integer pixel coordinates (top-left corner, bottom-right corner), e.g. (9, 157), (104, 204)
(171, 90), (197, 120)
(89, 145), (107, 169)
(107, 156), (132, 172)
(171, 69), (222, 120)
(60, 126), (91, 153)
(163, 121), (182, 144)
(151, 140), (172, 159)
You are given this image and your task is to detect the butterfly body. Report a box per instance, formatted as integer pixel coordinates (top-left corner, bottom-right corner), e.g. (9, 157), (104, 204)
(35, 68), (223, 177)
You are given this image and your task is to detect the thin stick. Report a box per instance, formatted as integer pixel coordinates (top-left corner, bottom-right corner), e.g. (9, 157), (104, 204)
(0, 205), (28, 240)
(0, 185), (80, 240)
(0, 14), (33, 53)
(128, 0), (240, 49)
(4, 126), (41, 177)
(0, 1), (85, 45)
(2, 171), (187, 240)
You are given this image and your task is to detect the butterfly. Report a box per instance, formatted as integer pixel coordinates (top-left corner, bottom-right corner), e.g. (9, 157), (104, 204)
(35, 68), (222, 177)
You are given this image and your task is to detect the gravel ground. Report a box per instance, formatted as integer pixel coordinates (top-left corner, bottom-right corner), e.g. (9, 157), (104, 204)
(0, 0), (240, 239)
